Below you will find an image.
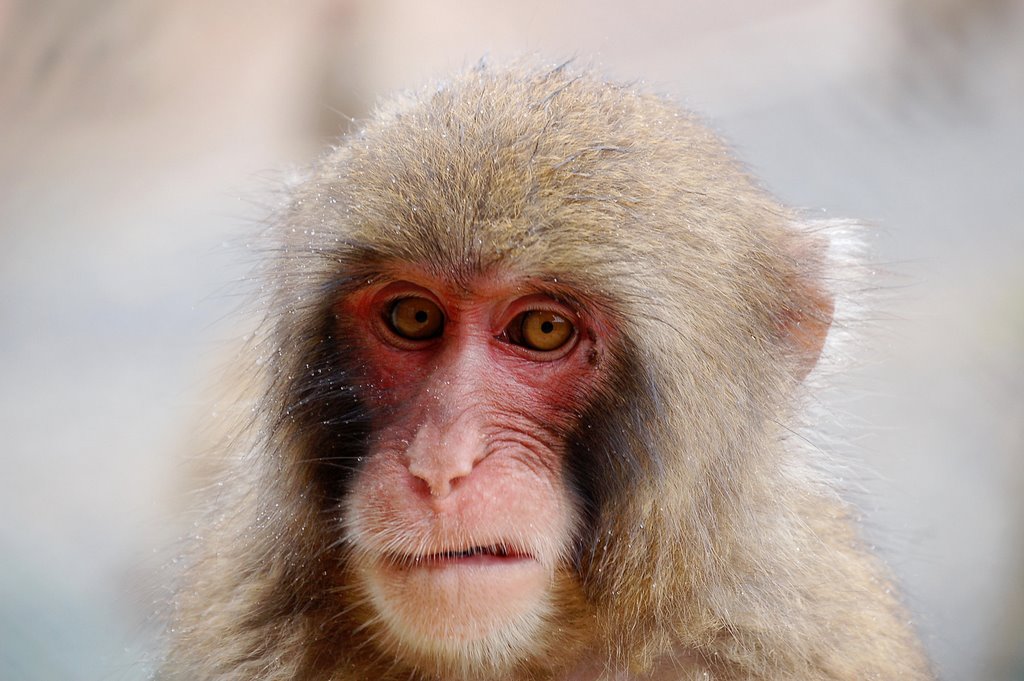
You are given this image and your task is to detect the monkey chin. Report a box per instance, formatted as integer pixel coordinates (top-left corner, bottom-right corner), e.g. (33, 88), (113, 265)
(357, 552), (555, 676)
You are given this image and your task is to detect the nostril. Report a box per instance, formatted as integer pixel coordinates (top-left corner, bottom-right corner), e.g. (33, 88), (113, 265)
(405, 467), (437, 498)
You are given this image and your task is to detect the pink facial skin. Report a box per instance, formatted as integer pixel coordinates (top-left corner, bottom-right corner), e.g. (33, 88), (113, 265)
(338, 269), (609, 657)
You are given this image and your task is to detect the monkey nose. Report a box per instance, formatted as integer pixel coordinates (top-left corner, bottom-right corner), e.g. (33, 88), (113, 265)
(404, 420), (486, 499)
(407, 458), (472, 498)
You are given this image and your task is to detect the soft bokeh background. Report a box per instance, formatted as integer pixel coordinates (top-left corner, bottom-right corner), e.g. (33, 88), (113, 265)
(1, 1), (1021, 679)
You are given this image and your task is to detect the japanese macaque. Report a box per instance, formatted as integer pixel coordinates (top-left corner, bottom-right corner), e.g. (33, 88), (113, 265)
(161, 60), (933, 681)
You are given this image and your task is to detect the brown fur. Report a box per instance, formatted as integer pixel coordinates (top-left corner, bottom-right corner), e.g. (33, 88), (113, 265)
(160, 59), (933, 680)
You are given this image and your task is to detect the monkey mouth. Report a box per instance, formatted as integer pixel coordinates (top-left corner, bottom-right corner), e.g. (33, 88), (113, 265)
(388, 544), (533, 568)
(429, 544), (524, 561)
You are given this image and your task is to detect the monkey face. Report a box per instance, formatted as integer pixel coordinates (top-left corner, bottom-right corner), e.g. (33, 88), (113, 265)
(337, 269), (609, 670)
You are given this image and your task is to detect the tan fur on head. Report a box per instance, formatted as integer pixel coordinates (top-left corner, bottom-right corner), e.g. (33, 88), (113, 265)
(160, 59), (932, 681)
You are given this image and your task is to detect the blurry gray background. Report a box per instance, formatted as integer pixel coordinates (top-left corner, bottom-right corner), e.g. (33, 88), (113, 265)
(1, 1), (1021, 679)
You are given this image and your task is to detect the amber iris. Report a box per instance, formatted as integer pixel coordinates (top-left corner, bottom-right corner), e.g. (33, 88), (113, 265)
(388, 297), (444, 340)
(510, 310), (574, 351)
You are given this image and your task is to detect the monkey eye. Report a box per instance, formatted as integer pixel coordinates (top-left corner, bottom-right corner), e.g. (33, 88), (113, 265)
(505, 310), (575, 352)
(387, 297), (445, 340)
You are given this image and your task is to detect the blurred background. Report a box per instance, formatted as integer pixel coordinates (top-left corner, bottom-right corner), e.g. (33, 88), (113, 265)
(1, 1), (1021, 679)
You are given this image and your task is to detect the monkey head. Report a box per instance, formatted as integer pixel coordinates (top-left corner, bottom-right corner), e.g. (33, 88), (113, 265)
(250, 61), (837, 680)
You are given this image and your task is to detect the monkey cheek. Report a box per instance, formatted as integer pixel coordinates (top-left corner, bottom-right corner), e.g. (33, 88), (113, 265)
(359, 558), (553, 662)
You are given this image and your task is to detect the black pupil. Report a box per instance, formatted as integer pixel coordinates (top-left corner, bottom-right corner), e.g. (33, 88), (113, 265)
(541, 320), (554, 334)
(415, 310), (428, 323)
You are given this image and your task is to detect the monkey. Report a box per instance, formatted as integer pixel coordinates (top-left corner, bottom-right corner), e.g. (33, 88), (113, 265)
(159, 60), (934, 681)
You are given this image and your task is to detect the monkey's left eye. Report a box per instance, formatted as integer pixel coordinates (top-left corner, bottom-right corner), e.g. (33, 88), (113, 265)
(387, 297), (445, 340)
(505, 310), (575, 352)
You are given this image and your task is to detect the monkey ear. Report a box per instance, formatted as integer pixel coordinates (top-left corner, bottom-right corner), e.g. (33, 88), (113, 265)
(779, 232), (835, 383)
(782, 283), (834, 382)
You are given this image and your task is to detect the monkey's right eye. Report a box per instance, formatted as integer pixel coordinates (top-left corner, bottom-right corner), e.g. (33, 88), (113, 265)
(386, 297), (445, 340)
